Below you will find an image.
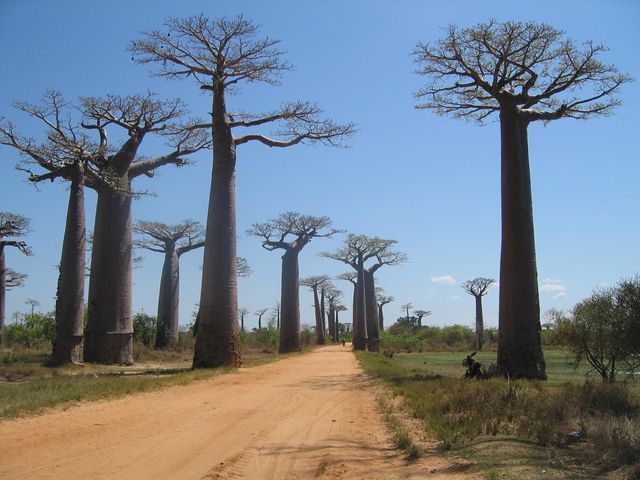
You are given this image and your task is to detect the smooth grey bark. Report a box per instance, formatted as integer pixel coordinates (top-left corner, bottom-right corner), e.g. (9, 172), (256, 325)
(320, 287), (327, 340)
(51, 161), (85, 364)
(475, 296), (484, 350)
(0, 246), (5, 330)
(363, 269), (380, 352)
(86, 179), (134, 364)
(312, 286), (325, 345)
(156, 248), (179, 348)
(194, 87), (241, 368)
(353, 260), (367, 351)
(496, 106), (545, 380)
(279, 248), (301, 353)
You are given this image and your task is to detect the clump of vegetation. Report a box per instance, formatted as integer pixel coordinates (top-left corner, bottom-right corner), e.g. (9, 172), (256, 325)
(1, 312), (55, 348)
(358, 351), (640, 473)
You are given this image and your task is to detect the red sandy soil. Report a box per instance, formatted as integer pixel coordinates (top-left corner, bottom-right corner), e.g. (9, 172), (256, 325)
(0, 345), (478, 479)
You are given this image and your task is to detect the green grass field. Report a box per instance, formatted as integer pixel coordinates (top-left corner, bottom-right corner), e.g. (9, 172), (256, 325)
(357, 349), (640, 479)
(391, 349), (593, 384)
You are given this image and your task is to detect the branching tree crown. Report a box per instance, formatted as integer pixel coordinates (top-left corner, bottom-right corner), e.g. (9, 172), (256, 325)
(322, 234), (406, 271)
(248, 212), (340, 252)
(0, 212), (32, 255)
(130, 15), (355, 148)
(413, 20), (632, 122)
(462, 277), (495, 297)
(134, 220), (205, 255)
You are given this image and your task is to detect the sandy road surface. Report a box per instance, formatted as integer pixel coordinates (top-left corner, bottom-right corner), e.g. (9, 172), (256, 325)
(0, 345), (476, 479)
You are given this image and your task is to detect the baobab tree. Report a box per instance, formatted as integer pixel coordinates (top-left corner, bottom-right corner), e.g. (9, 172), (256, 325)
(400, 303), (414, 328)
(462, 277), (495, 350)
(131, 15), (354, 367)
(337, 272), (358, 341)
(0, 92), (104, 363)
(81, 93), (209, 364)
(376, 288), (394, 331)
(5, 269), (26, 290)
(272, 302), (281, 330)
(300, 275), (330, 345)
(0, 213), (31, 330)
(134, 220), (206, 348)
(248, 212), (339, 353)
(325, 287), (343, 343)
(255, 308), (268, 330)
(25, 298), (40, 315)
(324, 234), (406, 351)
(239, 307), (249, 333)
(414, 309), (431, 328)
(413, 20), (630, 379)
(334, 305), (347, 342)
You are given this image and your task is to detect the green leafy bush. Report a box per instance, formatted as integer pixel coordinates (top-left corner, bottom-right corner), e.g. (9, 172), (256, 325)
(1, 312), (55, 347)
(132, 312), (156, 347)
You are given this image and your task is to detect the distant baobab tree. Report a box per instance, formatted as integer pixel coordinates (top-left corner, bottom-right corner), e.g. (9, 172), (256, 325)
(334, 305), (347, 342)
(300, 275), (330, 345)
(337, 272), (357, 340)
(239, 307), (250, 333)
(413, 309), (431, 328)
(324, 234), (406, 351)
(400, 303), (413, 325)
(134, 220), (206, 348)
(325, 287), (343, 343)
(0, 212), (32, 331)
(249, 212), (339, 353)
(255, 308), (268, 330)
(25, 298), (40, 315)
(414, 20), (630, 379)
(131, 15), (354, 368)
(375, 288), (394, 331)
(462, 278), (495, 350)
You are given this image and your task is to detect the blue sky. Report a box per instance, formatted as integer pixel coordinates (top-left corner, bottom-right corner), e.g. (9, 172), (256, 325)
(1, 0), (639, 332)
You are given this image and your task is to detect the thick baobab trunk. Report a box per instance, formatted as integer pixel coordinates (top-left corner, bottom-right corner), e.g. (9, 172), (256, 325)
(155, 247), (180, 349)
(364, 270), (380, 352)
(327, 303), (335, 343)
(320, 289), (327, 339)
(334, 309), (340, 342)
(313, 286), (325, 345)
(85, 184), (133, 364)
(497, 106), (546, 380)
(378, 304), (384, 332)
(194, 87), (241, 368)
(51, 163), (85, 364)
(0, 245), (5, 331)
(474, 295), (484, 350)
(352, 263), (367, 350)
(279, 248), (301, 353)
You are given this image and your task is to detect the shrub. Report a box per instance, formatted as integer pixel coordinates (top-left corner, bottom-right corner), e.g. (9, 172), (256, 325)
(132, 312), (156, 347)
(1, 312), (55, 348)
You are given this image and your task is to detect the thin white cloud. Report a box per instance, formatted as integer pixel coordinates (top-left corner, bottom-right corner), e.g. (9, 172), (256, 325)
(431, 275), (456, 285)
(540, 279), (567, 299)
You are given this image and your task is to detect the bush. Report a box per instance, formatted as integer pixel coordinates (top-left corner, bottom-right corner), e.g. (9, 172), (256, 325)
(1, 312), (55, 348)
(132, 312), (156, 347)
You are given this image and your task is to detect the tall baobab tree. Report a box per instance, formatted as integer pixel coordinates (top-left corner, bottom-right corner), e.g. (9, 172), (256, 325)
(414, 309), (431, 328)
(131, 15), (354, 368)
(462, 277), (495, 350)
(325, 287), (343, 343)
(0, 92), (107, 363)
(413, 20), (630, 379)
(376, 288), (394, 331)
(239, 307), (249, 333)
(255, 308), (268, 330)
(134, 220), (205, 348)
(324, 235), (405, 351)
(401, 303), (414, 325)
(0, 213), (31, 330)
(300, 275), (330, 345)
(81, 93), (209, 364)
(337, 272), (357, 340)
(334, 304), (347, 342)
(248, 212), (339, 353)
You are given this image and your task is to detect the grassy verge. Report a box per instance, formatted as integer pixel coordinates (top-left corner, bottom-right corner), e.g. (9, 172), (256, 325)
(0, 347), (281, 420)
(357, 350), (640, 479)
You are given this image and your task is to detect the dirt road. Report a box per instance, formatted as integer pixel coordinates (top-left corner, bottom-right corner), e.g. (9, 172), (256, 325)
(0, 345), (476, 479)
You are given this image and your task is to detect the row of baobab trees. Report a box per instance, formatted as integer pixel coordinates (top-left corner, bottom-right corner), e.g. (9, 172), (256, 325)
(1, 14), (629, 379)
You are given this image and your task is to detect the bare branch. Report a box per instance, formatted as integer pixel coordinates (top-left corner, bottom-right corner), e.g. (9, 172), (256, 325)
(248, 212), (340, 252)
